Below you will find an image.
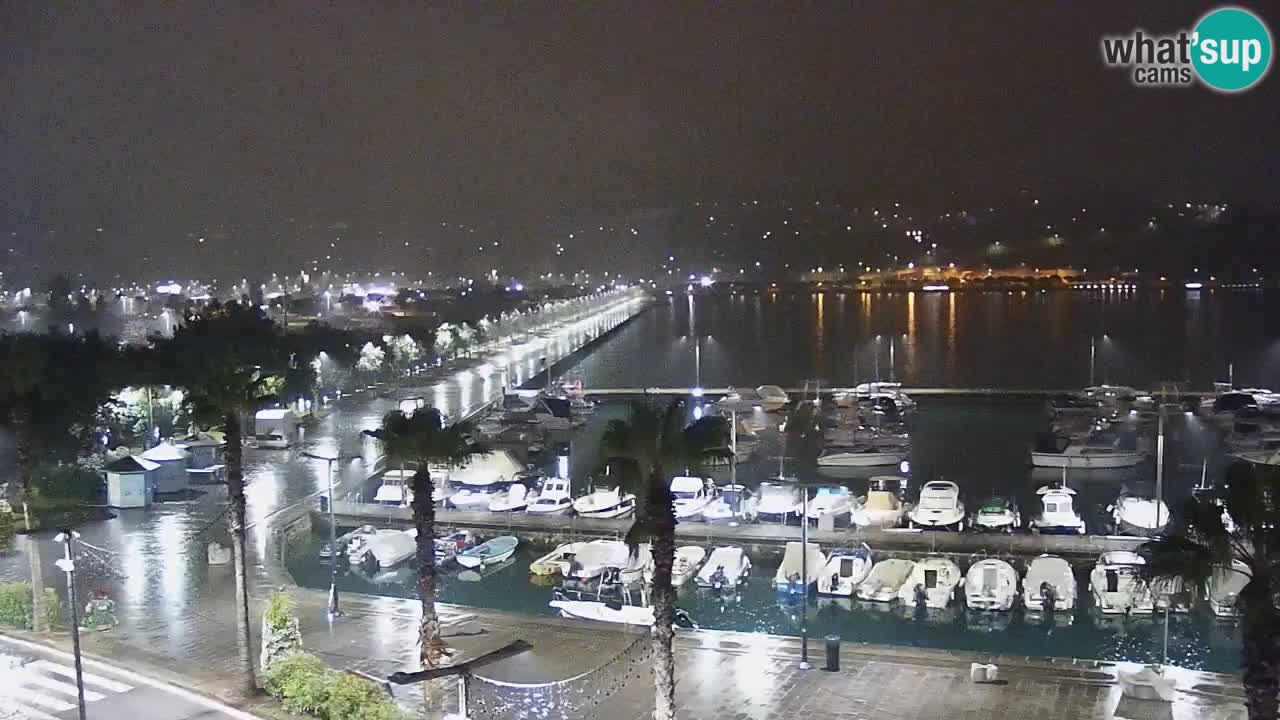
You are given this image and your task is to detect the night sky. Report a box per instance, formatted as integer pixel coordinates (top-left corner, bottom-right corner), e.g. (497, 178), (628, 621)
(3, 2), (1277, 281)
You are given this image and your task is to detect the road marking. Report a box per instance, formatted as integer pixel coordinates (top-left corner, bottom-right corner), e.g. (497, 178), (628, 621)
(29, 659), (134, 693)
(15, 668), (106, 700)
(0, 683), (75, 712)
(0, 697), (61, 720)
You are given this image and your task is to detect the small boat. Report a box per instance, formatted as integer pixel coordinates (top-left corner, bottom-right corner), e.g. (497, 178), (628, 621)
(1022, 555), (1077, 613)
(1031, 435), (1144, 469)
(852, 478), (910, 528)
(971, 497), (1020, 533)
(356, 528), (418, 569)
(1110, 484), (1170, 537)
(817, 443), (909, 468)
(907, 481), (966, 530)
(695, 546), (752, 589)
(572, 487), (637, 519)
(756, 482), (803, 523)
(965, 558), (1019, 612)
(671, 546), (707, 586)
(1028, 484), (1087, 535)
(372, 467), (415, 506)
(773, 541), (826, 594)
(434, 530), (474, 565)
(1206, 560), (1250, 617)
(448, 482), (510, 510)
(1152, 576), (1194, 613)
(856, 558), (917, 602)
(527, 477), (573, 515)
(1090, 551), (1154, 615)
(529, 542), (587, 577)
(670, 476), (716, 521)
(487, 483), (529, 512)
(833, 382), (917, 412)
(702, 484), (758, 524)
(549, 590), (697, 628)
(343, 525), (383, 561)
(456, 535), (519, 569)
(564, 539), (649, 583)
(805, 486), (856, 526)
(897, 555), (962, 609)
(816, 544), (874, 597)
(755, 385), (791, 411)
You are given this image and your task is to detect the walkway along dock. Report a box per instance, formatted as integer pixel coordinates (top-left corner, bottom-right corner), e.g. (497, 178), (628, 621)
(320, 501), (1142, 564)
(578, 386), (1213, 400)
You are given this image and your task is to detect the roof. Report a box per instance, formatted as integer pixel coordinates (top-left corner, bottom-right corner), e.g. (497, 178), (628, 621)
(255, 408), (294, 420)
(140, 442), (190, 461)
(105, 455), (161, 473)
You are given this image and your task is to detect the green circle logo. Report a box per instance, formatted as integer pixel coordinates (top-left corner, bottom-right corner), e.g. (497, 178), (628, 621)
(1192, 7), (1272, 92)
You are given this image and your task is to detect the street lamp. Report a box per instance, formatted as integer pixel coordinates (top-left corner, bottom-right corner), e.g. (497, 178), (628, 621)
(54, 530), (87, 720)
(302, 451), (357, 616)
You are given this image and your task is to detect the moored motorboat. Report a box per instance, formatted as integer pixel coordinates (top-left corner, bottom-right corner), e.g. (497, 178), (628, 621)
(965, 558), (1019, 612)
(755, 482), (803, 523)
(671, 546), (707, 586)
(1089, 551), (1154, 615)
(434, 530), (475, 566)
(572, 486), (637, 519)
(907, 480), (965, 530)
(670, 476), (716, 521)
(1205, 560), (1250, 618)
(355, 528), (417, 569)
(972, 496), (1020, 533)
(1031, 434), (1144, 469)
(816, 543), (873, 596)
(805, 486), (856, 526)
(456, 535), (519, 569)
(1110, 484), (1170, 537)
(855, 558), (916, 602)
(529, 541), (586, 577)
(1022, 554), (1077, 613)
(852, 477), (910, 528)
(897, 555), (962, 609)
(817, 442), (909, 468)
(702, 484), (758, 524)
(487, 483), (529, 512)
(526, 477), (573, 515)
(773, 541), (826, 594)
(1028, 484), (1086, 535)
(549, 590), (697, 628)
(695, 546), (752, 589)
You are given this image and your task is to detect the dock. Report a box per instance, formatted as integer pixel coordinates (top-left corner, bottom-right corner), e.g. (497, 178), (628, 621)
(577, 386), (1210, 400)
(321, 501), (1142, 564)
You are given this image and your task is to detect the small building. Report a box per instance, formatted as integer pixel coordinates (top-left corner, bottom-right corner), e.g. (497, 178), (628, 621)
(254, 408), (298, 449)
(141, 441), (192, 494)
(178, 434), (226, 485)
(104, 456), (158, 508)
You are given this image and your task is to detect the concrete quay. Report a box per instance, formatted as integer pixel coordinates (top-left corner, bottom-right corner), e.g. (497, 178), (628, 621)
(322, 502), (1143, 563)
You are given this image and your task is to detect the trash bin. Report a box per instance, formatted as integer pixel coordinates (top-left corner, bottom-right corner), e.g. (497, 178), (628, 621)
(824, 635), (840, 671)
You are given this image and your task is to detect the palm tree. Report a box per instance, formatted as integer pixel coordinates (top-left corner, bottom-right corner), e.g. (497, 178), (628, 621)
(156, 302), (282, 696)
(1142, 460), (1280, 720)
(600, 400), (729, 720)
(363, 408), (482, 670)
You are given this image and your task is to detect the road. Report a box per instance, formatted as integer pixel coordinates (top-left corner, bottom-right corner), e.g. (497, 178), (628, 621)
(0, 635), (260, 720)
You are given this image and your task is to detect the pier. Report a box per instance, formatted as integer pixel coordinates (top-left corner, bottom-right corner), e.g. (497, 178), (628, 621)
(320, 501), (1142, 564)
(576, 385), (1211, 400)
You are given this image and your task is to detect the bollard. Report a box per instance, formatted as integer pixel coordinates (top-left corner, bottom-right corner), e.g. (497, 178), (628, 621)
(824, 635), (840, 672)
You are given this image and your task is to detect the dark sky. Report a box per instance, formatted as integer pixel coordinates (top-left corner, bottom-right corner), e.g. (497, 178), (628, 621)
(3, 2), (1278, 278)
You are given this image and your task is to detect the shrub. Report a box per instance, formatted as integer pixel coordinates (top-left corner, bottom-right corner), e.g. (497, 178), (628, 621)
(41, 588), (61, 630)
(32, 462), (103, 503)
(325, 673), (400, 720)
(0, 582), (58, 629)
(282, 670), (333, 717)
(264, 591), (296, 631)
(264, 653), (328, 699)
(0, 510), (15, 551)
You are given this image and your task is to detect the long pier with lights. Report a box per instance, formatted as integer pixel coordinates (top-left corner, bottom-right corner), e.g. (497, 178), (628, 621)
(573, 386), (1210, 400)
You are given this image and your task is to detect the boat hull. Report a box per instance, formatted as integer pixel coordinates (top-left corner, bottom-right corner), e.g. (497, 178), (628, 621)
(1031, 452), (1144, 469)
(817, 452), (907, 468)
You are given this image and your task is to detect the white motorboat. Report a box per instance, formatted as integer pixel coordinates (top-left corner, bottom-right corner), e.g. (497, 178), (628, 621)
(372, 467), (414, 506)
(1031, 436), (1144, 469)
(527, 477), (573, 515)
(1029, 484), (1087, 535)
(817, 443), (909, 468)
(355, 528), (417, 569)
(670, 476), (716, 521)
(1110, 487), (1170, 537)
(342, 525), (379, 560)
(487, 483), (529, 512)
(434, 530), (474, 566)
(446, 450), (527, 509)
(456, 536), (519, 569)
(756, 482), (803, 523)
(852, 478), (910, 528)
(1152, 576), (1194, 613)
(835, 382), (918, 412)
(1090, 551), (1154, 615)
(965, 558), (1019, 612)
(448, 483), (508, 510)
(755, 384), (791, 411)
(897, 555), (962, 609)
(572, 486), (636, 519)
(702, 484), (758, 524)
(971, 497), (1021, 533)
(549, 591), (696, 629)
(695, 546), (752, 589)
(1022, 555), (1077, 613)
(500, 392), (575, 430)
(856, 558), (916, 602)
(671, 546), (707, 586)
(529, 541), (587, 577)
(1206, 560), (1250, 617)
(816, 544), (874, 597)
(805, 486), (856, 526)
(773, 541), (826, 594)
(907, 481), (965, 530)
(564, 539), (649, 583)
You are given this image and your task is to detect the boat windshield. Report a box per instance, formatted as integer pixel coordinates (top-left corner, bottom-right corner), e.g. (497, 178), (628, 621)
(673, 491), (700, 499)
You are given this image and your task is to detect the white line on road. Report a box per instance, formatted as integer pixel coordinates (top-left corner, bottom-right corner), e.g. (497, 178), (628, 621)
(0, 683), (75, 712)
(29, 659), (133, 693)
(15, 668), (106, 700)
(0, 697), (61, 720)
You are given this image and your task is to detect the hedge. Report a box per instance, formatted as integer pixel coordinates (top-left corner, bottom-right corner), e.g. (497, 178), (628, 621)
(263, 652), (405, 720)
(0, 582), (61, 630)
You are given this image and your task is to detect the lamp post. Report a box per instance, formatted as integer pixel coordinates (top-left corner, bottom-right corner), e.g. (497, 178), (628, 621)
(1089, 336), (1096, 386)
(1155, 407), (1165, 531)
(54, 530), (87, 720)
(799, 482), (810, 670)
(302, 451), (351, 616)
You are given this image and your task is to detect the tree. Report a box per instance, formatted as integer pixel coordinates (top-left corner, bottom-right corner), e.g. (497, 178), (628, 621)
(154, 301), (283, 696)
(362, 409), (484, 673)
(1143, 461), (1280, 720)
(600, 400), (728, 720)
(356, 342), (385, 374)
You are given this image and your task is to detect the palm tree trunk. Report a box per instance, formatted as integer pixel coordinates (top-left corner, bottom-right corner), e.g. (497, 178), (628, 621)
(13, 410), (45, 632)
(224, 414), (256, 696)
(411, 468), (446, 668)
(13, 408), (33, 500)
(1241, 589), (1280, 720)
(648, 470), (678, 720)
